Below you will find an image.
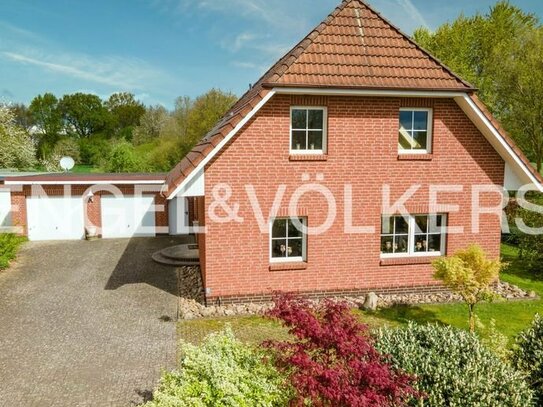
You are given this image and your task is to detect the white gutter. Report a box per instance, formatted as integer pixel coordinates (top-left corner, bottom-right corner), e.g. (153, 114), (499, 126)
(272, 87), (467, 98)
(167, 90), (277, 200)
(4, 180), (166, 185)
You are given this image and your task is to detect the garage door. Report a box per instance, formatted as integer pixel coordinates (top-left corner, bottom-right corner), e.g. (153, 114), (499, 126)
(101, 196), (156, 239)
(0, 190), (11, 228)
(27, 196), (85, 241)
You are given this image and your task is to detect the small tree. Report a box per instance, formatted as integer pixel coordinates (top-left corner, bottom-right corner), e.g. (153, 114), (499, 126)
(265, 294), (417, 407)
(433, 245), (503, 332)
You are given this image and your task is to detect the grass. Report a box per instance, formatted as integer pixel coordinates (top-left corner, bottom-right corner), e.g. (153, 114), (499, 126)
(72, 165), (100, 173)
(178, 243), (543, 347)
(0, 233), (26, 270)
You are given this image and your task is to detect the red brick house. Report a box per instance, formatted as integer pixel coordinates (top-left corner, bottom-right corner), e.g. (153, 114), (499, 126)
(164, 0), (543, 304)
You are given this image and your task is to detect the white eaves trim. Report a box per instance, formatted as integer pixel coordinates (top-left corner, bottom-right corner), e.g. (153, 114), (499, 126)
(166, 90), (277, 200)
(273, 87), (467, 98)
(4, 180), (165, 185)
(455, 95), (543, 192)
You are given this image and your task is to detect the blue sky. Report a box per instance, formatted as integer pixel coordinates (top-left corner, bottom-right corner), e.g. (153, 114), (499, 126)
(1, 0), (542, 108)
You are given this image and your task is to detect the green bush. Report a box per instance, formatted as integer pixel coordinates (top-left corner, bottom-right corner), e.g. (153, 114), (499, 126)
(144, 328), (291, 407)
(0, 234), (26, 270)
(512, 314), (543, 403)
(375, 323), (534, 407)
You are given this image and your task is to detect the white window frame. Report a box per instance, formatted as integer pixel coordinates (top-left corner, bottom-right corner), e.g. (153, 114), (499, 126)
(380, 214), (447, 259)
(269, 217), (307, 263)
(398, 107), (433, 154)
(290, 106), (327, 155)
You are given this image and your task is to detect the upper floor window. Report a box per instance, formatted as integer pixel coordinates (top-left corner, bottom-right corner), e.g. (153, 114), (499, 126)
(270, 217), (307, 263)
(381, 214), (446, 257)
(398, 108), (432, 154)
(291, 107), (327, 154)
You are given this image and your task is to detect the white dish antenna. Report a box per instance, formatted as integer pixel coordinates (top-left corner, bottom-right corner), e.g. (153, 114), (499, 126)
(59, 156), (75, 172)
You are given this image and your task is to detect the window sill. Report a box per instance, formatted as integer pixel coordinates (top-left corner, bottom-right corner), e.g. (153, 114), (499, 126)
(397, 153), (433, 161)
(380, 256), (442, 266)
(289, 154), (328, 162)
(269, 262), (308, 271)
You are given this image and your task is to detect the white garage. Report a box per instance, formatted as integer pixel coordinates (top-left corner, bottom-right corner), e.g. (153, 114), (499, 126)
(27, 196), (85, 241)
(0, 190), (11, 229)
(101, 195), (156, 239)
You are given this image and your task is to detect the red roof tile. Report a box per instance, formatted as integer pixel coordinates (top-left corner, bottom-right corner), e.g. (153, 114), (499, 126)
(164, 0), (476, 195)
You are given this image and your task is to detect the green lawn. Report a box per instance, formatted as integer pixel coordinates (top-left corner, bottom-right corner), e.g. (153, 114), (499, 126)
(178, 243), (543, 346)
(72, 165), (100, 173)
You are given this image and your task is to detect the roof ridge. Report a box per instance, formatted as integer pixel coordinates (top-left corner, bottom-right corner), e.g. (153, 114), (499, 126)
(359, 0), (475, 89)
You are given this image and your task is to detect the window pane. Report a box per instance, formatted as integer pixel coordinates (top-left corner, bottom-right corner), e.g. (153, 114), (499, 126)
(394, 236), (408, 253)
(415, 216), (428, 234)
(399, 110), (412, 130)
(288, 218), (303, 238)
(292, 109), (306, 129)
(413, 131), (428, 150)
(272, 219), (287, 238)
(414, 235), (428, 252)
(428, 234), (442, 253)
(381, 236), (394, 253)
(308, 109), (324, 129)
(272, 239), (288, 258)
(292, 130), (307, 150)
(413, 111), (429, 130)
(429, 215), (443, 233)
(308, 131), (323, 150)
(288, 239), (303, 258)
(382, 216), (394, 234)
(399, 129), (415, 150)
(395, 216), (409, 234)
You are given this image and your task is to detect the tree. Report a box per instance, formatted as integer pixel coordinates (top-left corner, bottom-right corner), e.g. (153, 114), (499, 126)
(0, 105), (37, 169)
(9, 103), (34, 131)
(265, 294), (417, 406)
(103, 140), (146, 173)
(433, 245), (503, 332)
(105, 92), (145, 137)
(52, 138), (81, 163)
(59, 93), (110, 138)
(132, 105), (169, 146)
(414, 1), (542, 168)
(29, 93), (63, 158)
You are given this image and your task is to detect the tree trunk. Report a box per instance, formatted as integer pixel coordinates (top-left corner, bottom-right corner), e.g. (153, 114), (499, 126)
(537, 156), (542, 174)
(468, 304), (476, 333)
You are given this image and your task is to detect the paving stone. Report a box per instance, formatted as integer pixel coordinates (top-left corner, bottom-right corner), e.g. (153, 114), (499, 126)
(0, 237), (180, 407)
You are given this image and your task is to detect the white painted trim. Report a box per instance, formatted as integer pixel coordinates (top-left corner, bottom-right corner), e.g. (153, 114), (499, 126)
(273, 87), (467, 98)
(4, 180), (165, 185)
(167, 90), (277, 200)
(458, 95), (543, 192)
(398, 107), (433, 154)
(290, 106), (328, 155)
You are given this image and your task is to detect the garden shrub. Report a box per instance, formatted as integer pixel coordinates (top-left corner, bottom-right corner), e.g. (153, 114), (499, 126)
(512, 314), (543, 403)
(0, 233), (26, 270)
(144, 327), (290, 407)
(265, 294), (417, 407)
(375, 323), (534, 407)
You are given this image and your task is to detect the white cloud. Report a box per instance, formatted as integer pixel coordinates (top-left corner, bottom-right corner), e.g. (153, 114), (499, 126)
(396, 0), (430, 29)
(2, 50), (169, 92)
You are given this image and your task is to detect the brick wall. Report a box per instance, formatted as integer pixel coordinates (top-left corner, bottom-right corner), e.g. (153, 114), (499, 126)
(203, 95), (505, 302)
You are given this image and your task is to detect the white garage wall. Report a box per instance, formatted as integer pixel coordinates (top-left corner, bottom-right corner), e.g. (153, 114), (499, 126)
(27, 196), (85, 241)
(0, 190), (11, 228)
(101, 196), (156, 239)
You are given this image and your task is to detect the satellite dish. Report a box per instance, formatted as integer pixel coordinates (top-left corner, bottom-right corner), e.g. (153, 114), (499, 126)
(59, 156), (75, 172)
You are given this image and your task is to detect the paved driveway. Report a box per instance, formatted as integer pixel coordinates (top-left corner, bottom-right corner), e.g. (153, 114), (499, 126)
(0, 237), (182, 407)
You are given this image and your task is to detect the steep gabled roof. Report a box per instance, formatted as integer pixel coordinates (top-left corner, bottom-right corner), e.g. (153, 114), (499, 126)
(164, 0), (484, 197)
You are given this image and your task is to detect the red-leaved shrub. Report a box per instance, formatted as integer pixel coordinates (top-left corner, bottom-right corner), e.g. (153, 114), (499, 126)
(265, 294), (417, 407)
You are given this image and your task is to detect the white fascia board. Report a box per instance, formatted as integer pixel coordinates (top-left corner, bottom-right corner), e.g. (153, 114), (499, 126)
(3, 180), (165, 185)
(172, 168), (204, 197)
(273, 87), (467, 98)
(456, 95), (543, 192)
(167, 90), (277, 200)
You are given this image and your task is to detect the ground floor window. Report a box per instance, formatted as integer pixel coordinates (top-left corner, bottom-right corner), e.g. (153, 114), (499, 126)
(381, 214), (446, 257)
(270, 217), (307, 262)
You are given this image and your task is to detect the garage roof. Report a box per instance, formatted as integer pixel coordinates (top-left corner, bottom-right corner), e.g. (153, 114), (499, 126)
(2, 173), (167, 185)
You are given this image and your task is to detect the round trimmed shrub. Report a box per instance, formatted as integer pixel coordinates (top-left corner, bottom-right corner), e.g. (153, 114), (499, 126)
(375, 323), (534, 407)
(513, 314), (543, 403)
(144, 327), (291, 407)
